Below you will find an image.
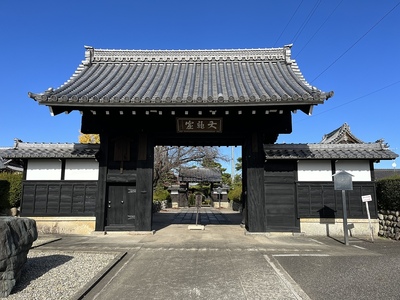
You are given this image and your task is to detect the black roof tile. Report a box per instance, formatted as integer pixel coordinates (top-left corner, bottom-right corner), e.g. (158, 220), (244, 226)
(0, 143), (99, 159)
(321, 123), (363, 144)
(374, 169), (400, 180)
(179, 167), (222, 183)
(264, 143), (398, 160)
(29, 45), (334, 110)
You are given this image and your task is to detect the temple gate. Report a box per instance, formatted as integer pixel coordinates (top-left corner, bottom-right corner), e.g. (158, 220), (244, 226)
(29, 45), (333, 232)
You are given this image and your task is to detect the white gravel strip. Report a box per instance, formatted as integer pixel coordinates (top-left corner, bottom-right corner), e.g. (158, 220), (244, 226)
(7, 250), (120, 300)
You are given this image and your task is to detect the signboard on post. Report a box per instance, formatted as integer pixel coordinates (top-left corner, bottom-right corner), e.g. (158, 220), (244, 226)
(362, 195), (374, 242)
(333, 170), (354, 191)
(216, 187), (222, 208)
(333, 170), (354, 246)
(195, 194), (202, 207)
(361, 195), (372, 202)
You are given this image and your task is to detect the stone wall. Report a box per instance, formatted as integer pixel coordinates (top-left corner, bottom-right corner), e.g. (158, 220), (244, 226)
(378, 210), (400, 240)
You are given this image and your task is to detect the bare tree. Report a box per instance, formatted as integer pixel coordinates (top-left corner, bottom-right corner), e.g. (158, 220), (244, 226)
(153, 146), (228, 187)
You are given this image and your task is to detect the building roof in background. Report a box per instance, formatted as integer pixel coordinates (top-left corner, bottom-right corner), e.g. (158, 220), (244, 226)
(320, 123), (363, 144)
(0, 141), (99, 159)
(374, 169), (400, 180)
(28, 45), (333, 115)
(264, 143), (398, 160)
(179, 167), (222, 183)
(265, 123), (398, 161)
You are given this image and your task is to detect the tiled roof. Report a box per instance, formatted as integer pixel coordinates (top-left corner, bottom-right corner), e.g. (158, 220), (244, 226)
(374, 169), (400, 180)
(264, 143), (398, 160)
(0, 143), (99, 159)
(179, 167), (222, 183)
(320, 123), (363, 144)
(28, 45), (333, 110)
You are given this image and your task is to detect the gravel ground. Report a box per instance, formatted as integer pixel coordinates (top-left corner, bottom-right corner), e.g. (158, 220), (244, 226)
(7, 250), (119, 300)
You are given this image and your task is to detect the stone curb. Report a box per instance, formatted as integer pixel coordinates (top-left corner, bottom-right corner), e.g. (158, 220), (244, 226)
(31, 237), (62, 249)
(71, 251), (127, 300)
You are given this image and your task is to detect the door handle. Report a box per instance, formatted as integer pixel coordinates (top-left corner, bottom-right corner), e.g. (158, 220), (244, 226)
(121, 200), (124, 204)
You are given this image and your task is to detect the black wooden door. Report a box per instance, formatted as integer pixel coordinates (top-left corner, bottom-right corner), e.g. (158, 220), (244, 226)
(105, 185), (136, 231)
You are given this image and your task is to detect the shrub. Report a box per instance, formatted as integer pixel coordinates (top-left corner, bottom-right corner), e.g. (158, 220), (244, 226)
(152, 201), (161, 213)
(188, 193), (195, 206)
(376, 178), (400, 211)
(203, 199), (211, 206)
(153, 186), (171, 201)
(228, 184), (242, 202)
(0, 172), (22, 209)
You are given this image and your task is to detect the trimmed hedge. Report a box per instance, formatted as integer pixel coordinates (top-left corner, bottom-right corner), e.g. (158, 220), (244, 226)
(0, 172), (23, 209)
(376, 177), (400, 211)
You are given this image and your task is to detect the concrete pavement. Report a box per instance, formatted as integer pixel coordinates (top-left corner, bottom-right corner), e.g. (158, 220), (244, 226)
(32, 207), (400, 300)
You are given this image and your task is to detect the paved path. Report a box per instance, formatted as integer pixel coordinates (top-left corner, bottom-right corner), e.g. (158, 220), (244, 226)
(171, 207), (237, 225)
(33, 207), (400, 300)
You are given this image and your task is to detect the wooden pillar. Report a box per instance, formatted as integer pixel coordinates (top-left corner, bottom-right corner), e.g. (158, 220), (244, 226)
(244, 132), (266, 232)
(95, 133), (109, 231)
(135, 133), (153, 231)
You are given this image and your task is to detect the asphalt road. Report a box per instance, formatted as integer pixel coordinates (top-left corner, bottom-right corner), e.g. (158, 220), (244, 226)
(275, 236), (400, 300)
(33, 208), (400, 300)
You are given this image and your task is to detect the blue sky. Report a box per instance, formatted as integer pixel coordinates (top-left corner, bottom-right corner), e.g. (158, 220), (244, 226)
(1, 0), (399, 171)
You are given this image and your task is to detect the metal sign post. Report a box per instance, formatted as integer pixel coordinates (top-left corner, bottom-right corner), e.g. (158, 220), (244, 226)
(333, 170), (354, 246)
(361, 195), (374, 242)
(216, 187), (222, 208)
(341, 190), (349, 246)
(188, 193), (205, 230)
(195, 193), (202, 225)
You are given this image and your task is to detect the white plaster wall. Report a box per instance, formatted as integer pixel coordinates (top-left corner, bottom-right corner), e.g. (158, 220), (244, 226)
(335, 160), (371, 181)
(64, 159), (99, 180)
(297, 160), (332, 181)
(26, 159), (62, 180)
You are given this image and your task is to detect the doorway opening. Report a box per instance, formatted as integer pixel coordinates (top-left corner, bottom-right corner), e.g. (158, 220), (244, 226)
(151, 145), (243, 230)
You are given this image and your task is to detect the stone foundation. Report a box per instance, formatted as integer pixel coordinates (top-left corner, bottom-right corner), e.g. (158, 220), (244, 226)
(300, 218), (378, 236)
(212, 202), (230, 209)
(29, 216), (95, 235)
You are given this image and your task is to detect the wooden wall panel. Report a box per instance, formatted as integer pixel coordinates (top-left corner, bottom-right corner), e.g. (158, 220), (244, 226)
(297, 182), (377, 219)
(20, 181), (97, 216)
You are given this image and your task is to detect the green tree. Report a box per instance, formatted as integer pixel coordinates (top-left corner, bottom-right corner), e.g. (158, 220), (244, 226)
(201, 157), (221, 168)
(228, 182), (242, 202)
(235, 157), (242, 172)
(222, 172), (232, 186)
